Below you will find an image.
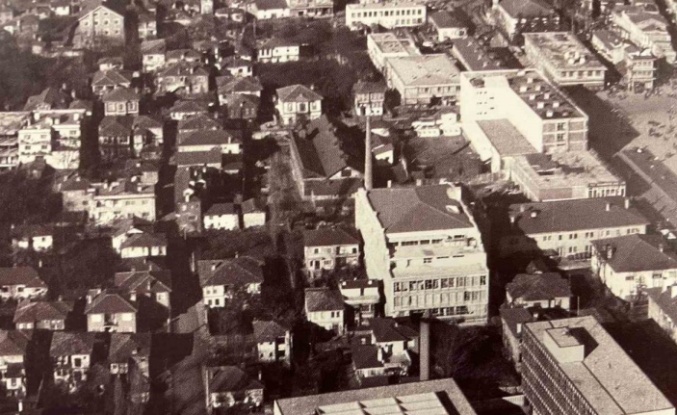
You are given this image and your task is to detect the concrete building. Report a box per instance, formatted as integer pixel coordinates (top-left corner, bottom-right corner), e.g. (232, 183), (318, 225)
(385, 54), (460, 105)
(304, 287), (345, 334)
(366, 32), (420, 74)
(0, 267), (48, 301)
(591, 234), (677, 300)
(340, 279), (380, 324)
(303, 227), (361, 277)
(493, 0), (560, 40)
(252, 319), (292, 365)
(612, 5), (677, 63)
(451, 37), (513, 71)
(647, 284), (677, 343)
(523, 32), (607, 89)
(499, 197), (650, 259)
(274, 378), (477, 415)
(505, 272), (571, 309)
(275, 84), (322, 125)
(355, 184), (489, 324)
(74, 0), (125, 48)
(346, 2), (426, 30)
(592, 29), (657, 91)
(198, 257), (264, 308)
(522, 316), (674, 415)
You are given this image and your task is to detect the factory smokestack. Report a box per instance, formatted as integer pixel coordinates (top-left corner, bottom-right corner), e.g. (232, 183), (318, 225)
(420, 312), (431, 381)
(364, 115), (373, 191)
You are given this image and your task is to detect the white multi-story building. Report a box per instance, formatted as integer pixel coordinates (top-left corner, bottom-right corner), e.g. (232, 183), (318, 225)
(346, 2), (426, 30)
(304, 287), (345, 334)
(355, 184), (489, 324)
(275, 84), (322, 125)
(612, 6), (677, 63)
(74, 1), (125, 48)
(367, 32), (420, 74)
(257, 38), (301, 63)
(385, 54), (460, 105)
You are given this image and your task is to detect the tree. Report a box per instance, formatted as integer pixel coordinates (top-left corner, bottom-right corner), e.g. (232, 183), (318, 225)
(384, 89), (401, 115)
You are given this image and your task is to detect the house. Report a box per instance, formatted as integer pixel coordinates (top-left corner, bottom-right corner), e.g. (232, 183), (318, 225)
(50, 332), (95, 389)
(98, 115), (134, 160)
(141, 39), (166, 72)
(169, 100), (209, 121)
(505, 272), (571, 310)
(204, 203), (240, 230)
(591, 233), (677, 300)
(0, 267), (48, 300)
(251, 0), (289, 19)
(114, 269), (171, 309)
(252, 319), (292, 364)
(137, 10), (157, 39)
(339, 279), (380, 325)
(198, 256), (264, 307)
(285, 0), (333, 17)
(216, 76), (263, 106)
(0, 112), (30, 170)
(218, 56), (253, 77)
(304, 227), (360, 277)
(385, 54), (460, 105)
(499, 307), (533, 372)
(258, 37), (301, 63)
(120, 232), (168, 258)
(24, 87), (70, 111)
(85, 290), (137, 333)
(91, 69), (132, 96)
(179, 130), (242, 155)
(353, 81), (386, 117)
(493, 0), (560, 40)
(178, 114), (222, 143)
(156, 63), (210, 96)
(288, 116), (363, 201)
(110, 216), (155, 253)
(346, 2), (426, 30)
(74, 0), (125, 48)
(304, 287), (345, 334)
(429, 10), (468, 42)
(500, 197), (650, 259)
(166, 48), (203, 65)
(523, 32), (607, 89)
(276, 84), (322, 125)
(0, 330), (30, 398)
(13, 300), (72, 330)
(355, 184), (489, 324)
(226, 93), (260, 120)
(242, 198), (266, 228)
(351, 318), (418, 381)
(103, 88), (140, 116)
(133, 115), (164, 148)
(108, 333), (151, 375)
(205, 366), (264, 412)
(11, 224), (54, 252)
(98, 56), (124, 71)
(612, 5), (677, 63)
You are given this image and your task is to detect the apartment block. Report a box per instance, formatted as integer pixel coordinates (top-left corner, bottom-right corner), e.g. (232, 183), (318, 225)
(366, 32), (420, 74)
(385, 54), (460, 105)
(346, 2), (426, 31)
(74, 0), (125, 48)
(355, 184), (489, 324)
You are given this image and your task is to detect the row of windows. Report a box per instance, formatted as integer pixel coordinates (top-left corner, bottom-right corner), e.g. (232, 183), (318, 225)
(393, 290), (486, 308)
(394, 276), (487, 292)
(558, 69), (604, 79)
(517, 227), (642, 244)
(351, 8), (423, 18)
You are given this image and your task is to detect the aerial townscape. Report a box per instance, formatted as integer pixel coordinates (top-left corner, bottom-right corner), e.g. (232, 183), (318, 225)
(5, 0), (677, 413)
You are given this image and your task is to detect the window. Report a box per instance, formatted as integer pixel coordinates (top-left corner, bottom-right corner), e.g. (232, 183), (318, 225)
(423, 257), (432, 264)
(625, 275), (635, 281)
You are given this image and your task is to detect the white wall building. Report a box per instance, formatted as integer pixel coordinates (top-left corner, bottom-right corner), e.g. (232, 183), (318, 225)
(346, 2), (426, 30)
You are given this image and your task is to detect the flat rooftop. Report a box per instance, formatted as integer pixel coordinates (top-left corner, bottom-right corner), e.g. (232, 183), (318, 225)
(452, 38), (511, 71)
(347, 1), (424, 10)
(274, 378), (477, 415)
(526, 316), (673, 415)
(524, 32), (606, 70)
(368, 32), (421, 56)
(513, 150), (624, 191)
(387, 54), (460, 87)
(476, 119), (537, 156)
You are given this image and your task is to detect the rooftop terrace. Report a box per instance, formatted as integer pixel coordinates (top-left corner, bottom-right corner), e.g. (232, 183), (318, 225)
(524, 32), (605, 70)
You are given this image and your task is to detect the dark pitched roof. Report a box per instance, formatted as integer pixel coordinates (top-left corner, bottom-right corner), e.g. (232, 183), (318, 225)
(108, 333), (151, 363)
(366, 185), (472, 234)
(201, 256), (264, 287)
(102, 87), (139, 102)
(241, 198), (264, 214)
(140, 38), (166, 54)
(505, 197), (649, 235)
(217, 76), (263, 95)
(207, 366), (263, 393)
(13, 301), (72, 324)
(175, 148), (222, 167)
(159, 62), (209, 77)
(205, 203), (237, 216)
(276, 84), (322, 102)
(369, 318), (418, 343)
(11, 223), (53, 239)
(304, 227), (359, 247)
(114, 269), (171, 293)
(132, 115), (163, 131)
(305, 287), (344, 312)
(646, 287), (677, 327)
(0, 267), (46, 288)
(178, 114), (221, 131)
(120, 232), (167, 249)
(92, 69), (131, 87)
(169, 99), (209, 114)
(351, 344), (383, 370)
(180, 130), (241, 147)
(50, 332), (95, 356)
(506, 272), (571, 302)
(85, 292), (137, 314)
(99, 115), (133, 136)
(0, 330), (30, 356)
(79, 0), (125, 17)
(353, 81), (387, 95)
(254, 0), (287, 10)
(499, 307), (533, 338)
(253, 319), (288, 342)
(591, 234), (677, 273)
(429, 10), (465, 28)
(24, 87), (69, 111)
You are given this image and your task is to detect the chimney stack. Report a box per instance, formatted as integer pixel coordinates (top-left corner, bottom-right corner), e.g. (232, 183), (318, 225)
(420, 313), (431, 381)
(605, 202), (611, 211)
(625, 197), (631, 209)
(364, 115), (373, 191)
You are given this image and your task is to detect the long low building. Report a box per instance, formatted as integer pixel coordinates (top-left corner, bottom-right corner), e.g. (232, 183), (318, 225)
(346, 2), (426, 31)
(274, 378), (477, 415)
(386, 54), (460, 105)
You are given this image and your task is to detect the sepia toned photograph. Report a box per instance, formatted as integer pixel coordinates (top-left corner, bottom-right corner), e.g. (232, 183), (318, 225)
(1, 0), (677, 413)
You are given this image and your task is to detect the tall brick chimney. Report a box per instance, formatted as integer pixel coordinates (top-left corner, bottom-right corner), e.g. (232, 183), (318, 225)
(420, 312), (431, 381)
(364, 115), (373, 191)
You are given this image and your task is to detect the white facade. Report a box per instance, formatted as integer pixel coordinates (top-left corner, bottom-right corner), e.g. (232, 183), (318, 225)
(243, 212), (266, 228)
(346, 2), (426, 30)
(276, 98), (321, 125)
(203, 213), (240, 230)
(258, 44), (300, 63)
(307, 309), (344, 334)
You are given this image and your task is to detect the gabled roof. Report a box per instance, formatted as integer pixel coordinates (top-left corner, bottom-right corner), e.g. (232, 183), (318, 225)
(368, 318), (418, 344)
(108, 333), (151, 363)
(255, 0), (287, 11)
(200, 256), (264, 287)
(11, 223), (53, 239)
(0, 330), (30, 356)
(499, 0), (555, 18)
(141, 38), (166, 54)
(499, 307), (533, 338)
(120, 232), (167, 249)
(217, 76), (263, 95)
(207, 366), (263, 393)
(351, 344), (383, 370)
(175, 148), (222, 167)
(366, 185), (473, 234)
(276, 84), (322, 103)
(50, 331), (95, 356)
(242, 198), (265, 214)
(0, 267), (47, 288)
(506, 272), (571, 302)
(253, 319), (288, 342)
(24, 87), (69, 111)
(429, 10), (466, 29)
(178, 114), (221, 131)
(79, 0), (124, 18)
(133, 115), (163, 131)
(591, 234), (677, 273)
(92, 69), (131, 87)
(180, 130), (241, 147)
(85, 291), (137, 314)
(205, 203), (237, 216)
(158, 62), (209, 77)
(304, 226), (359, 247)
(169, 100), (208, 114)
(166, 48), (202, 61)
(102, 87), (139, 102)
(111, 216), (154, 237)
(114, 269), (171, 293)
(228, 93), (260, 108)
(99, 115), (134, 136)
(305, 287), (344, 312)
(13, 301), (72, 324)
